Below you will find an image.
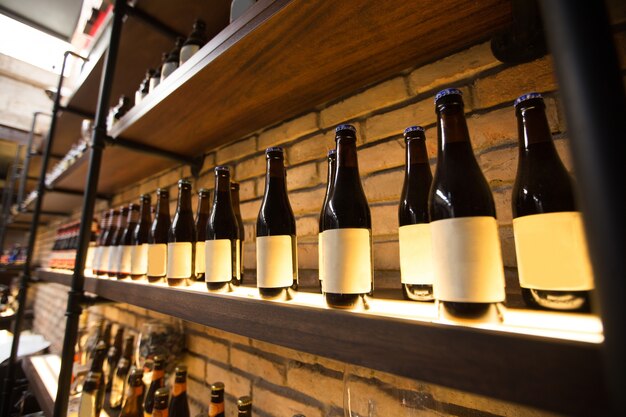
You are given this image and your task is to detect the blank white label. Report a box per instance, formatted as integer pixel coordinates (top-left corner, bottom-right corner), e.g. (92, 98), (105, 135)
(119, 245), (133, 275)
(179, 45), (200, 66)
(513, 211), (594, 290)
(130, 244), (149, 275)
(147, 244), (167, 277)
(257, 235), (296, 288)
(431, 217), (505, 302)
(100, 246), (110, 274)
(322, 228), (372, 294)
(318, 233), (324, 285)
(85, 245), (95, 270)
(195, 241), (205, 274)
(91, 246), (102, 273)
(161, 62), (177, 81)
(205, 239), (232, 283)
(399, 223), (434, 285)
(108, 246), (122, 274)
(167, 242), (193, 279)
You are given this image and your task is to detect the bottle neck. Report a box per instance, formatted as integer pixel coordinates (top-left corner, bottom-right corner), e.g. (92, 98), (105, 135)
(196, 193), (210, 217)
(173, 375), (187, 396)
(117, 211), (128, 229)
(176, 186), (193, 213)
(437, 104), (471, 149)
(405, 138), (428, 169)
(517, 105), (554, 149)
(122, 338), (134, 360)
(336, 136), (359, 169)
(139, 199), (151, 223)
(156, 194), (170, 219)
(127, 208), (140, 225)
(264, 156), (288, 197)
(214, 174), (233, 206)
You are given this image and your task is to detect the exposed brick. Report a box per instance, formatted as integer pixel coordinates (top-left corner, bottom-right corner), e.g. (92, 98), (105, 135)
(230, 347), (285, 386)
(158, 167), (183, 189)
(287, 362), (343, 408)
(205, 361), (251, 399)
(187, 376), (210, 404)
(297, 240), (318, 270)
(203, 327), (251, 346)
(286, 131), (335, 165)
(243, 222), (256, 242)
(408, 42), (500, 96)
(199, 152), (217, 175)
(257, 113), (319, 149)
(240, 199), (261, 222)
(479, 144), (517, 187)
(252, 385), (323, 417)
(238, 179), (257, 201)
(358, 138), (405, 176)
(493, 186), (513, 226)
(217, 136), (257, 164)
(373, 238), (399, 271)
(295, 215), (319, 238)
(187, 333), (229, 363)
(321, 77), (409, 128)
(370, 204), (397, 237)
(243, 241), (256, 270)
(286, 162), (321, 191)
(363, 169), (404, 204)
(499, 224), (516, 269)
(184, 354), (207, 381)
(234, 155), (265, 181)
(289, 187), (325, 216)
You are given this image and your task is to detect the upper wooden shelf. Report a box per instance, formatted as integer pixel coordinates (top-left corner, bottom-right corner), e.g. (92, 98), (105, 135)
(35, 268), (606, 416)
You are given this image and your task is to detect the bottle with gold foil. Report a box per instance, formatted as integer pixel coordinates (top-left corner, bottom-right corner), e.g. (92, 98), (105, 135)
(120, 368), (144, 417)
(205, 167), (240, 292)
(119, 203), (140, 279)
(99, 208), (119, 277)
(109, 205), (129, 277)
(256, 147), (298, 299)
(231, 181), (245, 283)
(318, 149), (336, 293)
(194, 189), (211, 281)
(153, 387), (170, 417)
(132, 194), (152, 280)
(236, 396), (252, 417)
(144, 354), (166, 417)
(78, 371), (101, 417)
(148, 189), (171, 283)
(398, 126), (434, 301)
(168, 365), (190, 417)
(512, 92), (593, 312)
(208, 382), (225, 417)
(167, 180), (196, 286)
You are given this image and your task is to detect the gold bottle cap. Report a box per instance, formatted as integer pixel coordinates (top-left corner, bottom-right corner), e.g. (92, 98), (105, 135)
(237, 395), (252, 407)
(211, 381), (225, 391)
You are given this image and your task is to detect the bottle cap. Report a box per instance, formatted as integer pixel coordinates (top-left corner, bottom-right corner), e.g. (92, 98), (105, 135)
(403, 126), (425, 136)
(198, 188), (210, 194)
(215, 166), (230, 172)
(175, 364), (188, 374)
(514, 92), (543, 108)
(434, 88), (463, 103)
(237, 395), (252, 407)
(155, 387), (169, 398)
(230, 181), (240, 190)
(178, 179), (192, 186)
(129, 203), (140, 211)
(335, 124), (356, 134)
(156, 187), (169, 195)
(140, 193), (151, 200)
(266, 146), (284, 154)
(152, 354), (166, 366)
(328, 149), (336, 156)
(211, 381), (225, 391)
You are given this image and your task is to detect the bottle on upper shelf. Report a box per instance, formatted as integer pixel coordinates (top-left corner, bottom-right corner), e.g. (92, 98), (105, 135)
(321, 124), (373, 309)
(148, 189), (171, 283)
(136, 68), (156, 105)
(131, 194), (152, 280)
(205, 167), (241, 292)
(119, 203), (140, 279)
(236, 396), (252, 416)
(180, 18), (208, 66)
(511, 92), (594, 312)
(168, 365), (190, 417)
(208, 382), (225, 417)
(194, 188), (211, 282)
(92, 210), (110, 276)
(256, 147), (298, 299)
(99, 208), (120, 277)
(109, 205), (129, 278)
(428, 88), (505, 320)
(318, 149), (336, 294)
(150, 52), (168, 92)
(231, 181), (245, 283)
(230, 0), (257, 23)
(120, 368), (144, 417)
(161, 37), (185, 82)
(85, 217), (99, 274)
(107, 95), (131, 131)
(167, 179), (196, 286)
(398, 126), (435, 302)
(144, 354), (166, 417)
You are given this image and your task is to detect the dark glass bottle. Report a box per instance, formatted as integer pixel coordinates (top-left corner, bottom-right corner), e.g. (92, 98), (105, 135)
(148, 189), (171, 283)
(167, 180), (196, 286)
(429, 88), (505, 319)
(231, 181), (245, 283)
(99, 208), (119, 277)
(109, 334), (135, 409)
(89, 340), (107, 417)
(321, 124), (373, 309)
(398, 126), (435, 302)
(120, 368), (144, 417)
(318, 149), (336, 293)
(100, 321), (112, 348)
(256, 147), (298, 299)
(512, 92), (593, 312)
(206, 167), (241, 291)
(93, 210), (110, 275)
(180, 19), (207, 66)
(144, 354), (166, 417)
(109, 205), (129, 277)
(132, 194), (152, 280)
(78, 371), (101, 417)
(119, 203), (140, 279)
(150, 52), (168, 92)
(208, 382), (225, 417)
(136, 68), (155, 105)
(194, 188), (211, 281)
(236, 396), (252, 417)
(161, 37), (185, 82)
(153, 387), (170, 417)
(105, 325), (124, 391)
(168, 365), (190, 417)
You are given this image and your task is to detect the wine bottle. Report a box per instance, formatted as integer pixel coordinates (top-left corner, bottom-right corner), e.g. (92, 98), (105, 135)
(109, 205), (129, 277)
(150, 52), (168, 92)
(78, 371), (101, 417)
(99, 208), (119, 277)
(167, 180), (196, 286)
(318, 149), (336, 293)
(180, 19), (207, 66)
(120, 368), (145, 417)
(398, 126), (435, 301)
(131, 194), (152, 280)
(161, 37), (185, 82)
(89, 340), (107, 417)
(321, 124), (373, 309)
(105, 325), (124, 391)
(429, 88), (505, 319)
(85, 218), (99, 274)
(144, 354), (166, 417)
(119, 203), (140, 279)
(92, 210), (110, 276)
(153, 387), (170, 417)
(512, 92), (593, 312)
(148, 189), (171, 283)
(237, 396), (252, 416)
(208, 382), (225, 417)
(256, 147), (298, 299)
(194, 189), (211, 281)
(168, 365), (190, 417)
(110, 334), (135, 408)
(205, 167), (240, 292)
(231, 181), (245, 283)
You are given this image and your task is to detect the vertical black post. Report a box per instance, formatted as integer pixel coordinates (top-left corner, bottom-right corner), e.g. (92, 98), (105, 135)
(52, 0), (126, 415)
(17, 112), (51, 206)
(0, 147), (22, 254)
(0, 50), (75, 417)
(539, 1), (626, 414)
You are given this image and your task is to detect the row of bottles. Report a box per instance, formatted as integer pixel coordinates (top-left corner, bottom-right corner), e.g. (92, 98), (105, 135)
(49, 219), (98, 270)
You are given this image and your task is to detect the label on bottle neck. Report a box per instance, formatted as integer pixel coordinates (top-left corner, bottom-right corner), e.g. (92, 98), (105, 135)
(399, 224), (434, 285)
(131, 243), (149, 275)
(256, 235), (297, 288)
(167, 242), (193, 279)
(318, 233), (324, 285)
(160, 62), (178, 82)
(108, 245), (122, 274)
(205, 239), (234, 282)
(147, 244), (167, 277)
(431, 217), (505, 302)
(195, 241), (205, 274)
(208, 402), (225, 417)
(179, 44), (200, 66)
(120, 245), (133, 275)
(99, 247), (110, 275)
(513, 211), (594, 290)
(322, 228), (372, 294)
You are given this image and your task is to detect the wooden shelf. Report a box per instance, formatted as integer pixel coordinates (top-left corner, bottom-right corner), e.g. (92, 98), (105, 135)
(35, 268), (606, 416)
(22, 354), (60, 417)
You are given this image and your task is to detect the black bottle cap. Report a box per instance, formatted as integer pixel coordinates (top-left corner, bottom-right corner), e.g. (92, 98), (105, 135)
(230, 181), (240, 190)
(434, 88), (464, 109)
(178, 179), (192, 187)
(514, 92), (544, 108)
(335, 124), (356, 135)
(156, 188), (169, 195)
(215, 166), (230, 173)
(327, 149), (336, 157)
(403, 125), (425, 138)
(175, 364), (188, 375)
(198, 188), (210, 195)
(129, 203), (140, 211)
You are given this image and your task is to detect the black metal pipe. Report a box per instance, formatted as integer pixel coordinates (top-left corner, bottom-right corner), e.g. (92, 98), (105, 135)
(125, 2), (185, 40)
(0, 49), (74, 417)
(58, 105), (95, 120)
(539, 1), (626, 414)
(53, 1), (126, 415)
(0, 149), (22, 255)
(18, 112), (51, 205)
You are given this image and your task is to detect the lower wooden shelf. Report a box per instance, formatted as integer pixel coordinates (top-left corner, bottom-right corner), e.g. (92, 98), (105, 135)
(34, 268), (606, 416)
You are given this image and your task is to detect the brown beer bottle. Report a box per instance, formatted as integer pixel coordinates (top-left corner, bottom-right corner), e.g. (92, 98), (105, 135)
(208, 382), (225, 417)
(236, 396), (252, 417)
(512, 92), (593, 312)
(105, 325), (124, 391)
(153, 388), (170, 417)
(90, 341), (107, 417)
(92, 210), (110, 275)
(161, 37), (185, 82)
(109, 205), (129, 277)
(119, 203), (140, 279)
(398, 126), (434, 301)
(109, 334), (135, 408)
(194, 189), (211, 281)
(256, 147), (298, 299)
(179, 19), (207, 66)
(168, 365), (190, 417)
(167, 180), (196, 286)
(144, 354), (166, 417)
(231, 181), (245, 283)
(205, 167), (240, 292)
(147, 189), (171, 283)
(318, 149), (336, 293)
(429, 88), (505, 319)
(120, 368), (144, 417)
(131, 194), (152, 280)
(99, 208), (119, 277)
(78, 371), (101, 417)
(321, 124), (373, 309)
